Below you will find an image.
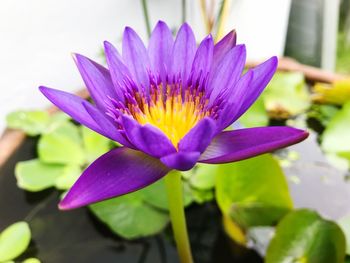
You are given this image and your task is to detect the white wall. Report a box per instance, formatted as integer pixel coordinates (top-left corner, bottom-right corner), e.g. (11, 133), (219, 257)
(0, 0), (290, 133)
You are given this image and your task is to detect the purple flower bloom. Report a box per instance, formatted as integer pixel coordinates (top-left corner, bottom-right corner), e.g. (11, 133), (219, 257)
(39, 21), (308, 210)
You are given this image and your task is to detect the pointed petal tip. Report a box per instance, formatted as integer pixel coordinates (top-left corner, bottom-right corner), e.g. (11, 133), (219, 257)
(103, 40), (111, 48)
(124, 26), (136, 35)
(267, 56), (278, 68)
(71, 53), (92, 68)
(155, 20), (167, 27)
(235, 44), (246, 52)
(38, 85), (48, 93)
(178, 22), (193, 33)
(58, 201), (70, 211)
(57, 147), (170, 210)
(38, 86), (58, 98)
(199, 126), (309, 164)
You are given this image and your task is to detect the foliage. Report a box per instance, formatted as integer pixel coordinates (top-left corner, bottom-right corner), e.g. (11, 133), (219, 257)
(263, 72), (310, 118)
(89, 190), (169, 239)
(4, 62), (349, 260)
(0, 222), (34, 263)
(216, 154), (293, 231)
(6, 111), (69, 136)
(338, 214), (350, 255)
(239, 98), (269, 127)
(321, 101), (350, 167)
(11, 112), (112, 192)
(266, 209), (346, 263)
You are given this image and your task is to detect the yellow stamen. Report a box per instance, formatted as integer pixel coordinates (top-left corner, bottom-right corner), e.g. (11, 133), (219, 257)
(131, 85), (209, 148)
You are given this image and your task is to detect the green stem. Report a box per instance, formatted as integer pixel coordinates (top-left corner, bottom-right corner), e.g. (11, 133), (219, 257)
(165, 170), (194, 263)
(141, 0), (151, 37)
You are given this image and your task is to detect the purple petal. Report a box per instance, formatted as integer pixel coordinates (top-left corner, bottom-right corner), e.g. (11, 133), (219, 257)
(122, 115), (176, 158)
(216, 70), (254, 130)
(233, 56), (278, 120)
(59, 147), (170, 210)
(104, 41), (134, 103)
(160, 151), (200, 171)
(171, 23), (196, 84)
(39, 86), (107, 136)
(199, 126), (309, 164)
(190, 35), (214, 82)
(82, 102), (134, 148)
(179, 117), (217, 153)
(73, 54), (116, 110)
(148, 21), (173, 81)
(212, 30), (237, 73)
(208, 44), (246, 104)
(122, 27), (150, 89)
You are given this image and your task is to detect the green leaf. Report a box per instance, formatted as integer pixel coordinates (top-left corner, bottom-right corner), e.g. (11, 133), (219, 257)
(15, 159), (64, 192)
(6, 111), (50, 136)
(38, 122), (85, 165)
(189, 163), (218, 190)
(322, 101), (350, 165)
(89, 191), (169, 239)
(22, 258), (41, 263)
(54, 164), (81, 190)
(338, 215), (350, 255)
(190, 188), (214, 204)
(215, 154), (293, 229)
(308, 104), (339, 126)
(231, 203), (291, 228)
(263, 72), (310, 118)
(6, 111), (70, 136)
(266, 209), (346, 263)
(81, 126), (112, 163)
(0, 222), (31, 262)
(239, 98), (269, 127)
(140, 179), (192, 210)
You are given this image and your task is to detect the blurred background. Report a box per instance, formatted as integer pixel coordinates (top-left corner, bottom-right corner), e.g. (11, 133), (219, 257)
(2, 1), (350, 262)
(0, 0), (347, 133)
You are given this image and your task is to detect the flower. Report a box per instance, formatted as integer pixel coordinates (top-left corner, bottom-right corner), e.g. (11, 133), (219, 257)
(39, 21), (308, 210)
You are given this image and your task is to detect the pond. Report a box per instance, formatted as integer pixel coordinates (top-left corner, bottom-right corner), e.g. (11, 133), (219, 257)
(0, 138), (264, 263)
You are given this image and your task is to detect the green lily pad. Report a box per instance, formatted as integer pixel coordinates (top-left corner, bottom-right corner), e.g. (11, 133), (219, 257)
(38, 122), (85, 165)
(89, 190), (169, 239)
(6, 111), (50, 136)
(266, 209), (346, 263)
(139, 178), (192, 210)
(22, 258), (41, 263)
(6, 111), (70, 136)
(0, 222), (31, 262)
(54, 164), (82, 190)
(230, 203), (292, 228)
(308, 104), (340, 127)
(216, 154), (293, 229)
(263, 71), (310, 118)
(81, 126), (112, 163)
(189, 163), (218, 190)
(190, 187), (214, 204)
(322, 101), (350, 165)
(15, 159), (64, 192)
(338, 215), (350, 255)
(239, 98), (269, 127)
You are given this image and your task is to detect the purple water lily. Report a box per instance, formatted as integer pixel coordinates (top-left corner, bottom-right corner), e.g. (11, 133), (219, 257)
(39, 21), (308, 210)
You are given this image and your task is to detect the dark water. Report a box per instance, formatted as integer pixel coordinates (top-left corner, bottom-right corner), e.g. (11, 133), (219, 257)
(0, 139), (262, 263)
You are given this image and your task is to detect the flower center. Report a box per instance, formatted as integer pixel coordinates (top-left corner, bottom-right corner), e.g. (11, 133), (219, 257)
(127, 83), (211, 147)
